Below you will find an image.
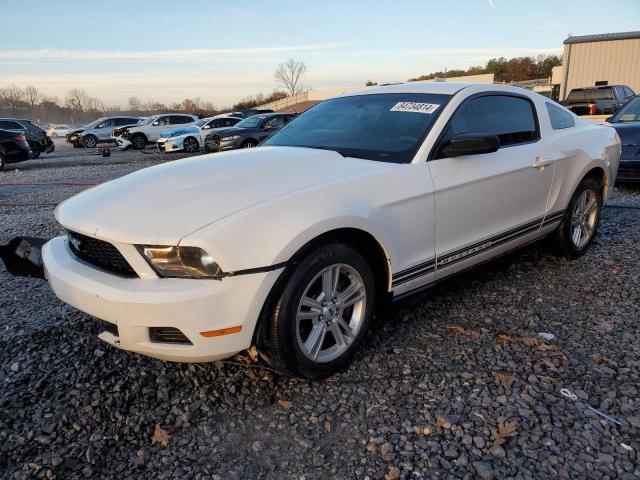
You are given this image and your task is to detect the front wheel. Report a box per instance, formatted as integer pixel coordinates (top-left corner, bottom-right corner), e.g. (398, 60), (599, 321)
(242, 140), (256, 148)
(183, 136), (199, 153)
(259, 243), (375, 379)
(28, 142), (41, 159)
(552, 176), (602, 257)
(82, 135), (97, 149)
(131, 134), (147, 150)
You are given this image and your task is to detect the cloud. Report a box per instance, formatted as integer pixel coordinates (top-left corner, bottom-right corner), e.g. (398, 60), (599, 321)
(0, 43), (351, 61)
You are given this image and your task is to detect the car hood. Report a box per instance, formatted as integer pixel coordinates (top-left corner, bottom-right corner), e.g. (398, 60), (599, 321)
(161, 125), (200, 138)
(55, 146), (391, 245)
(207, 126), (245, 138)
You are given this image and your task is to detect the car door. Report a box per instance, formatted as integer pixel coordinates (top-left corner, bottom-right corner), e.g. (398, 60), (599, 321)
(428, 93), (554, 279)
(258, 115), (286, 142)
(147, 116), (171, 141)
(96, 119), (116, 140)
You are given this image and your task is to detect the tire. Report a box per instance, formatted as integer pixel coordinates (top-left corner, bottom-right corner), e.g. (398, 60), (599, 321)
(0, 152), (5, 171)
(50, 132), (57, 138)
(28, 141), (41, 159)
(82, 135), (97, 149)
(131, 133), (147, 150)
(183, 136), (199, 153)
(552, 176), (603, 257)
(242, 140), (256, 148)
(258, 242), (376, 379)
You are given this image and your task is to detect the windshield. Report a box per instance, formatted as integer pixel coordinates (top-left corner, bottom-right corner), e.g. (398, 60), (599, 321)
(263, 93), (451, 163)
(85, 117), (106, 128)
(234, 116), (265, 128)
(196, 119), (210, 127)
(610, 97), (640, 123)
(143, 116), (159, 125)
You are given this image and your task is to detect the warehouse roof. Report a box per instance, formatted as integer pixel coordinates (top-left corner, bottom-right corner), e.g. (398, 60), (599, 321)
(564, 31), (640, 45)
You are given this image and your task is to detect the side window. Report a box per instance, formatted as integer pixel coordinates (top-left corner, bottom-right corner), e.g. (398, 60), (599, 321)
(0, 121), (10, 129)
(624, 87), (635, 98)
(100, 119), (116, 128)
(440, 95), (538, 155)
(171, 115), (193, 125)
(155, 116), (171, 126)
(264, 116), (285, 128)
(226, 118), (238, 126)
(546, 103), (575, 129)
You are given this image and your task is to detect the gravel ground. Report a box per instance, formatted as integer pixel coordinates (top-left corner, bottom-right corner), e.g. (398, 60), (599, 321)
(1, 140), (639, 480)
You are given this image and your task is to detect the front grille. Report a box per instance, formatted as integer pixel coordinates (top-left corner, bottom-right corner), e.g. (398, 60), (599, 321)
(149, 327), (192, 345)
(67, 231), (138, 277)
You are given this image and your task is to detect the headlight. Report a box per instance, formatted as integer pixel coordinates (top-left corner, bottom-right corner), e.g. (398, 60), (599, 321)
(137, 245), (223, 279)
(220, 135), (240, 141)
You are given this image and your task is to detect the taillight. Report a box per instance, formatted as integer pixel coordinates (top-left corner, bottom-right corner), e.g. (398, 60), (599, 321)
(14, 135), (26, 141)
(588, 103), (597, 115)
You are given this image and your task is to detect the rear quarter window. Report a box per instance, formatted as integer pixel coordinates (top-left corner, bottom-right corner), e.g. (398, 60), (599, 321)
(546, 103), (575, 129)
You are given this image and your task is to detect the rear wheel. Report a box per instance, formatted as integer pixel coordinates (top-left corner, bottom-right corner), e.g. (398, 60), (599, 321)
(82, 135), (97, 149)
(553, 176), (602, 257)
(259, 243), (375, 379)
(28, 141), (41, 159)
(183, 136), (199, 153)
(131, 134), (147, 150)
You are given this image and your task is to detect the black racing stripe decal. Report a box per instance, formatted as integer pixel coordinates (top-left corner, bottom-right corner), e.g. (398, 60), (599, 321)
(391, 210), (565, 287)
(393, 259), (435, 281)
(392, 264), (436, 286)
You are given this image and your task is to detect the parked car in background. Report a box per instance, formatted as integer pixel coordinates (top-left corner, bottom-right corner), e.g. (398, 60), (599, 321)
(47, 124), (72, 138)
(607, 95), (640, 182)
(114, 114), (198, 150)
(67, 116), (144, 148)
(0, 118), (54, 158)
(0, 128), (32, 170)
(41, 83), (619, 378)
(203, 113), (297, 153)
(157, 115), (242, 153)
(562, 85), (635, 115)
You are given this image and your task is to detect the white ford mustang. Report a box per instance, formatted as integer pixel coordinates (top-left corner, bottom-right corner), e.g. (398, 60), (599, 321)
(42, 83), (620, 378)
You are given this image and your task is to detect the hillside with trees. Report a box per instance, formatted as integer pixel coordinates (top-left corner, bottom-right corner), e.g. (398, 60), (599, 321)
(408, 54), (561, 83)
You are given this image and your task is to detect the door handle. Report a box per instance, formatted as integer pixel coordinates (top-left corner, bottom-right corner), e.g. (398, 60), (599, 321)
(532, 157), (552, 169)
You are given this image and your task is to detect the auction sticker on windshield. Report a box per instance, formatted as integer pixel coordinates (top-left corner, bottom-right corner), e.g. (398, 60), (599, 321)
(390, 102), (440, 114)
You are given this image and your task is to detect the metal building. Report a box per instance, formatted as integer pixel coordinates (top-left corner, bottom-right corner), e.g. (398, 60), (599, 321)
(555, 31), (640, 101)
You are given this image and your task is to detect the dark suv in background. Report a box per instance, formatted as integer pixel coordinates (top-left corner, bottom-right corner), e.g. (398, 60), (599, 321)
(607, 95), (640, 182)
(0, 118), (54, 158)
(562, 85), (635, 115)
(0, 128), (32, 171)
(204, 113), (297, 153)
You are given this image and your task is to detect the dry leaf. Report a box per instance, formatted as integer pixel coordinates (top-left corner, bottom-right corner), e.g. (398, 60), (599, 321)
(603, 259), (614, 267)
(612, 266), (621, 274)
(492, 371), (515, 389)
(151, 424), (169, 447)
(537, 343), (554, 351)
(538, 375), (554, 382)
(277, 399), (293, 410)
(248, 346), (259, 362)
(491, 417), (518, 446)
(447, 325), (480, 341)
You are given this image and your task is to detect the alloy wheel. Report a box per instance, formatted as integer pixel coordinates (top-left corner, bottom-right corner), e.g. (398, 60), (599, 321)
(571, 189), (598, 249)
(243, 142), (255, 148)
(295, 263), (367, 363)
(184, 137), (198, 153)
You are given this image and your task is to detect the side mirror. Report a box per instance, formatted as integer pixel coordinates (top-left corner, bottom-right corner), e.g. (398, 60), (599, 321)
(152, 121), (160, 126)
(202, 124), (210, 129)
(441, 133), (500, 157)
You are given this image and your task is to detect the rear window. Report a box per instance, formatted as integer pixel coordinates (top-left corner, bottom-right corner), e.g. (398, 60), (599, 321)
(585, 88), (614, 101)
(546, 103), (575, 129)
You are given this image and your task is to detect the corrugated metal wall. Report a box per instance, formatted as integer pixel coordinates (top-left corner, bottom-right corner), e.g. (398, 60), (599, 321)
(562, 38), (640, 99)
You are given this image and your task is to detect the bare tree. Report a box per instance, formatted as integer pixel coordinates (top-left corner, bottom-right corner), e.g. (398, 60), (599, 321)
(274, 59), (307, 96)
(24, 86), (42, 113)
(128, 96), (142, 112)
(0, 84), (26, 113)
(65, 88), (93, 113)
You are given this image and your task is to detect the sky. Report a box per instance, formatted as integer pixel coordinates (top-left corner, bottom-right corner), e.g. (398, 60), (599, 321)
(1, 0), (639, 108)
